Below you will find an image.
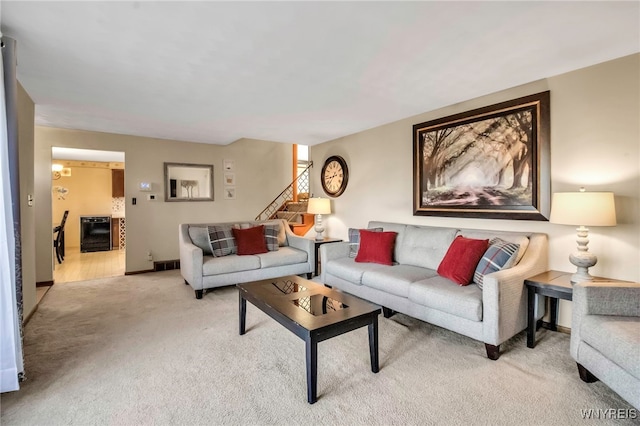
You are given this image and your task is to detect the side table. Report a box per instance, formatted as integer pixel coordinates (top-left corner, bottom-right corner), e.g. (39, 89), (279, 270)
(312, 238), (342, 276)
(524, 270), (574, 348)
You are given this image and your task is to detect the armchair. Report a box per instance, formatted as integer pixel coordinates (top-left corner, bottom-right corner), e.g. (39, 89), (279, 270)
(570, 281), (640, 410)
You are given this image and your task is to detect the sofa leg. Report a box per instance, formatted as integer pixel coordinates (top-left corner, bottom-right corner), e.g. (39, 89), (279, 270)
(184, 279), (189, 285)
(195, 290), (203, 299)
(577, 363), (598, 383)
(382, 307), (395, 318)
(306, 273), (313, 279)
(485, 344), (500, 360)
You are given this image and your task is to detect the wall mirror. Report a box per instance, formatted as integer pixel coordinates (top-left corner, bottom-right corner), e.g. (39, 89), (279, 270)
(164, 162), (214, 202)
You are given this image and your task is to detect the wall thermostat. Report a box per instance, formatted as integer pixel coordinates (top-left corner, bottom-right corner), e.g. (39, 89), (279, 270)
(139, 182), (152, 192)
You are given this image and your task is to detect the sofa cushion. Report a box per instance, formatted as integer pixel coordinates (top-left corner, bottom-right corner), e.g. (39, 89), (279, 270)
(325, 257), (388, 285)
(473, 238), (520, 289)
(202, 254), (261, 276)
(580, 315), (640, 379)
(188, 226), (213, 255)
(208, 225), (237, 257)
(257, 247), (308, 268)
(397, 226), (458, 270)
(408, 276), (483, 322)
(437, 236), (488, 285)
(348, 227), (383, 258)
(355, 230), (397, 266)
(264, 224), (280, 251)
(362, 265), (438, 298)
(233, 225), (268, 255)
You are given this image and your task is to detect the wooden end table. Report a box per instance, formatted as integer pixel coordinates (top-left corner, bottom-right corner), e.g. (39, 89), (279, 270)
(525, 270), (573, 348)
(525, 270), (629, 348)
(312, 238), (342, 276)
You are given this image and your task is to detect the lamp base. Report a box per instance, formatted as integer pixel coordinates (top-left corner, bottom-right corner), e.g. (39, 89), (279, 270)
(314, 214), (325, 241)
(569, 251), (597, 284)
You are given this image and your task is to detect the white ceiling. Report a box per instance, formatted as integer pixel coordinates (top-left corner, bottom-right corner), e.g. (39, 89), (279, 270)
(52, 147), (124, 163)
(2, 1), (639, 147)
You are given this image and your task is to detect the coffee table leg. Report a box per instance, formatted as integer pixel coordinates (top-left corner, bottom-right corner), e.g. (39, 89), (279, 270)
(526, 286), (536, 348)
(368, 315), (379, 373)
(305, 336), (318, 404)
(239, 293), (246, 335)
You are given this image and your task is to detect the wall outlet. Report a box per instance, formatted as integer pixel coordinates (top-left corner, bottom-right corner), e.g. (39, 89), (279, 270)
(147, 251), (153, 262)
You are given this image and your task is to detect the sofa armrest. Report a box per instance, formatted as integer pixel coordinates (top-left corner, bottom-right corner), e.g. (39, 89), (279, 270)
(321, 241), (351, 261)
(179, 224), (204, 290)
(286, 234), (314, 274)
(319, 242), (351, 282)
(570, 281), (640, 359)
(481, 233), (548, 346)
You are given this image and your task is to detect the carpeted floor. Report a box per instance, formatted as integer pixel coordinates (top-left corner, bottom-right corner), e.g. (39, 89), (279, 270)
(1, 270), (635, 425)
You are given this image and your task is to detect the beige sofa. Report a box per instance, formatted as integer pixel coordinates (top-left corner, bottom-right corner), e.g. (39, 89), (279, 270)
(179, 219), (314, 299)
(320, 221), (548, 360)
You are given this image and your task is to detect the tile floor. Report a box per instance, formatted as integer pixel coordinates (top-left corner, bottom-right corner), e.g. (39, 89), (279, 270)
(53, 247), (126, 284)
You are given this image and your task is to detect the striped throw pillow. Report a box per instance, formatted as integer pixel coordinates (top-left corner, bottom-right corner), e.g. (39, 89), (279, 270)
(473, 238), (520, 289)
(207, 225), (237, 257)
(264, 224), (280, 251)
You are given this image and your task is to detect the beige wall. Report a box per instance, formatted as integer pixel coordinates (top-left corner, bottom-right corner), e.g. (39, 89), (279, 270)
(34, 129), (293, 282)
(52, 167), (113, 249)
(310, 54), (640, 329)
(18, 82), (37, 319)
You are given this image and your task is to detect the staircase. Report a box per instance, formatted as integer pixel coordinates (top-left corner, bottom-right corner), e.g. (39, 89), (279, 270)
(255, 162), (315, 236)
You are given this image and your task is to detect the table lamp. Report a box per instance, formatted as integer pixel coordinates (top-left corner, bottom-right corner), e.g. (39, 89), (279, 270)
(307, 197), (331, 240)
(549, 189), (616, 283)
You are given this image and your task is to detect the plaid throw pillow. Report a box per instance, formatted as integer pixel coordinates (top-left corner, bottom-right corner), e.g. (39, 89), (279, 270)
(264, 224), (280, 251)
(207, 225), (237, 257)
(348, 227), (383, 258)
(473, 238), (520, 289)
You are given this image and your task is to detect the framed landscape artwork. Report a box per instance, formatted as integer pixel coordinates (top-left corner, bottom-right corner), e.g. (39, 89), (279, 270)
(413, 91), (550, 220)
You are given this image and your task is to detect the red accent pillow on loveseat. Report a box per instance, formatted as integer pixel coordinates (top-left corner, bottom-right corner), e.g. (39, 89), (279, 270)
(232, 225), (268, 255)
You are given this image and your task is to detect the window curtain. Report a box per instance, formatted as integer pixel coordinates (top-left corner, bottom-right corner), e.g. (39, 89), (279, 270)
(0, 35), (24, 393)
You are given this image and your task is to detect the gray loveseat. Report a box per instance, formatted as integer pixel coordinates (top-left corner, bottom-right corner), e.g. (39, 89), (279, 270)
(320, 221), (548, 360)
(179, 219), (314, 299)
(571, 281), (640, 410)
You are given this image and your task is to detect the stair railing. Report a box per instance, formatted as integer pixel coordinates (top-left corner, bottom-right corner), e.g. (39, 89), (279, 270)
(255, 162), (313, 222)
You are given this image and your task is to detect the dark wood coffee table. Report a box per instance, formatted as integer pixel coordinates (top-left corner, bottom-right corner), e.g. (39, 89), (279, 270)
(237, 275), (381, 404)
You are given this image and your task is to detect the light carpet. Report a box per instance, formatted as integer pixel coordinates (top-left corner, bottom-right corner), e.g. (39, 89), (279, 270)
(1, 270), (635, 425)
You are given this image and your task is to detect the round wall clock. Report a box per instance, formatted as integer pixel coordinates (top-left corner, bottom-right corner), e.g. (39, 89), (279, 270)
(321, 155), (349, 197)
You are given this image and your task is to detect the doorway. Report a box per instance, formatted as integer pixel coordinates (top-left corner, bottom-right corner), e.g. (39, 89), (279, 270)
(51, 147), (126, 283)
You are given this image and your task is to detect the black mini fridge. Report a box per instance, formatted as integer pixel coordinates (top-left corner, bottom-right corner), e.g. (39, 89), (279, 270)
(80, 216), (112, 252)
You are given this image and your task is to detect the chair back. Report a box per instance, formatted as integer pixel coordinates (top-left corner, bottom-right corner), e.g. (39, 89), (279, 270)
(59, 210), (69, 231)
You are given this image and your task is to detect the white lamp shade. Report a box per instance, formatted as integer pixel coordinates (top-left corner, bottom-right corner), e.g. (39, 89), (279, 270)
(307, 197), (331, 215)
(549, 192), (616, 226)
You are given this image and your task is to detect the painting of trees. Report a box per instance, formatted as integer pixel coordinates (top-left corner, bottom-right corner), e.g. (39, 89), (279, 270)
(413, 91), (550, 220)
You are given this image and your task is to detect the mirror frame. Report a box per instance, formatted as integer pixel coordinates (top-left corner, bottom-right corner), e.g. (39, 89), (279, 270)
(164, 162), (214, 202)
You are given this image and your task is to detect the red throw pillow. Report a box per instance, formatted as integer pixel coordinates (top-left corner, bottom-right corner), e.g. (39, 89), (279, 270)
(232, 225), (268, 255)
(437, 236), (489, 285)
(355, 230), (397, 266)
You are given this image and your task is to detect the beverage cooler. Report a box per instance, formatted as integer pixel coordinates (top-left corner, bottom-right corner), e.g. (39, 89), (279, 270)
(80, 216), (112, 252)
